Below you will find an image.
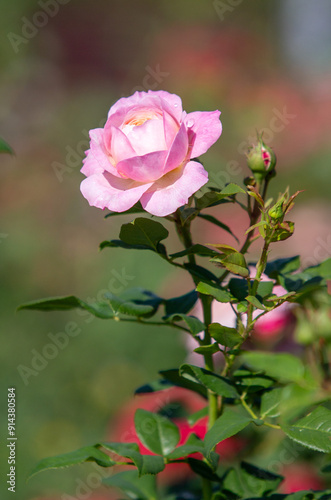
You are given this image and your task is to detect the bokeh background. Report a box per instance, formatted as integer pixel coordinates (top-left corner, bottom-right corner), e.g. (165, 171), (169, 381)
(1, 1), (331, 499)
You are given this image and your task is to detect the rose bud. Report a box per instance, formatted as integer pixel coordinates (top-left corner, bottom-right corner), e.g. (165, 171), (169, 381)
(246, 137), (276, 184)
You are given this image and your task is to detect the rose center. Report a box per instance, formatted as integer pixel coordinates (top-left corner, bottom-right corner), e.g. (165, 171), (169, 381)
(123, 110), (162, 129)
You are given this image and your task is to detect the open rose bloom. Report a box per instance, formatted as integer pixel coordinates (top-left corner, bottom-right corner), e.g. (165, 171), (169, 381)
(80, 90), (222, 216)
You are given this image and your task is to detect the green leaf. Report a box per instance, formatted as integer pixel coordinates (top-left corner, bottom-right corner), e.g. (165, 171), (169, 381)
(196, 281), (233, 303)
(166, 434), (205, 460)
(208, 243), (237, 254)
(179, 364), (239, 398)
(222, 461), (283, 499)
(228, 278), (249, 302)
(169, 244), (216, 260)
(233, 369), (275, 392)
(278, 382), (320, 417)
(264, 256), (301, 279)
(0, 137), (14, 155)
(260, 388), (283, 418)
(103, 470), (157, 500)
(119, 217), (169, 252)
(204, 407), (252, 457)
(119, 288), (162, 315)
(187, 458), (221, 481)
(246, 295), (267, 310)
(213, 252), (249, 278)
(241, 351), (306, 384)
(247, 186), (264, 207)
(245, 220), (271, 235)
(302, 258), (331, 280)
(18, 295), (114, 319)
(135, 409), (180, 456)
(99, 239), (142, 251)
(270, 221), (295, 242)
(220, 183), (245, 196)
(187, 406), (208, 426)
(159, 369), (207, 398)
(194, 343), (220, 355)
(164, 290), (198, 316)
(209, 323), (243, 348)
(228, 278), (274, 303)
(135, 379), (173, 395)
(101, 443), (164, 476)
(104, 202), (145, 218)
(279, 273), (325, 297)
(178, 206), (198, 225)
(165, 313), (205, 335)
(104, 292), (155, 317)
(286, 493), (319, 500)
(184, 263), (219, 282)
(282, 406), (331, 453)
(195, 191), (230, 210)
(29, 446), (115, 479)
(197, 213), (239, 242)
(321, 463), (331, 473)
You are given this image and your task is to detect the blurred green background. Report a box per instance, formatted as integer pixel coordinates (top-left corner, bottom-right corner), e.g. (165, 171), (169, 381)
(1, 1), (331, 499)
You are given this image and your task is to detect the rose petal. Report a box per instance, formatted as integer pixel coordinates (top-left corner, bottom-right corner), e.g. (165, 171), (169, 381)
(107, 92), (162, 120)
(185, 110), (222, 158)
(149, 90), (183, 124)
(164, 122), (189, 175)
(81, 128), (120, 177)
(103, 125), (137, 162)
(162, 110), (180, 148)
(116, 150), (168, 183)
(123, 118), (166, 156)
(80, 172), (152, 212)
(140, 160), (208, 216)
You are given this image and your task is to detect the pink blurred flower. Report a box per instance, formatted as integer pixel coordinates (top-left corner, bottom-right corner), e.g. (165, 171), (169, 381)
(80, 90), (222, 216)
(191, 274), (293, 349)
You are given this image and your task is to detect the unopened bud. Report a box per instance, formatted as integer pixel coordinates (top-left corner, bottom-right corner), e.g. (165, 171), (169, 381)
(268, 200), (284, 221)
(246, 138), (277, 183)
(244, 176), (256, 187)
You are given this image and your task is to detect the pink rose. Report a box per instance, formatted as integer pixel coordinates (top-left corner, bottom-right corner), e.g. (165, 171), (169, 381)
(80, 90), (222, 216)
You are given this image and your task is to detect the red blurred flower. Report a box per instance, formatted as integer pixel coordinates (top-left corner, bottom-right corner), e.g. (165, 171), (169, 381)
(279, 463), (325, 493)
(107, 387), (245, 484)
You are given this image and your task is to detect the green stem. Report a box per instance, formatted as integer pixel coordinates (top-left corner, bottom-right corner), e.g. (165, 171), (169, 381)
(174, 212), (219, 429)
(218, 178), (270, 285)
(113, 317), (191, 334)
(251, 238), (269, 296)
(201, 294), (219, 429)
(202, 477), (213, 500)
(240, 394), (258, 419)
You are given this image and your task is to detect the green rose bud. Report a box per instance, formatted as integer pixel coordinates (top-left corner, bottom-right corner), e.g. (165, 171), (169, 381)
(246, 137), (277, 183)
(268, 199), (285, 221)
